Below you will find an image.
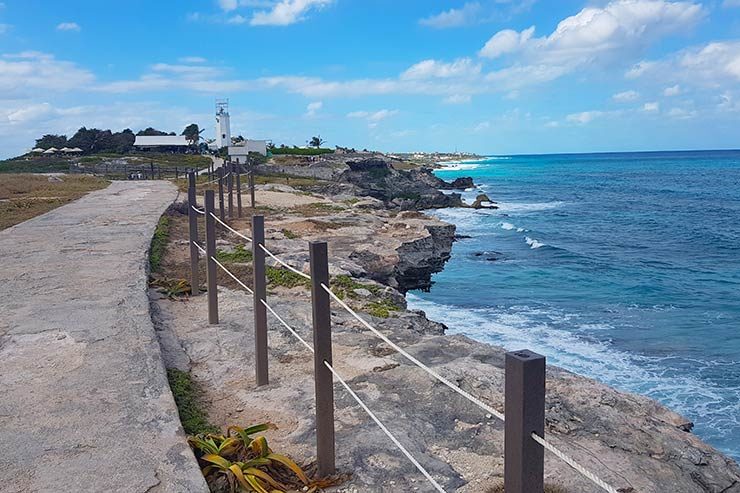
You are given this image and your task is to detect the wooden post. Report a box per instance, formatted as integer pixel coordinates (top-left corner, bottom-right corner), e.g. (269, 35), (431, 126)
(158, 165), (162, 180)
(187, 172), (200, 296)
(204, 190), (219, 325)
(309, 242), (335, 477)
(228, 161), (234, 219)
(505, 350), (546, 493)
(218, 169), (226, 222)
(252, 215), (268, 386)
(150, 162), (155, 180)
(236, 163), (242, 218)
(175, 166), (179, 180)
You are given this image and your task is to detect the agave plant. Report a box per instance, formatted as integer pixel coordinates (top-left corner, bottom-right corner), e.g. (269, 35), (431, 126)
(152, 277), (191, 299)
(188, 423), (318, 493)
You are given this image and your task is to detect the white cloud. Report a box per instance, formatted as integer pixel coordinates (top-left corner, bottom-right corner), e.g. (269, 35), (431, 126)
(179, 56), (207, 64)
(218, 0), (238, 11)
(250, 0), (333, 26)
(722, 0), (740, 7)
(0, 23), (10, 34)
(419, 2), (481, 29)
(480, 0), (704, 83)
(474, 121), (491, 132)
(0, 52), (95, 96)
(663, 84), (681, 96)
(56, 22), (81, 32)
(443, 94), (472, 104)
(627, 41), (740, 87)
(612, 89), (640, 102)
(667, 107), (696, 118)
(479, 26), (535, 59)
(305, 100), (322, 117)
(401, 58), (481, 80)
(347, 109), (398, 122)
(566, 110), (605, 124)
(227, 14), (248, 24)
(643, 101), (660, 111)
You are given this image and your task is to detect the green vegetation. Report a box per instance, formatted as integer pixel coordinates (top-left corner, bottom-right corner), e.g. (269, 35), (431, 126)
(366, 299), (402, 318)
(281, 229), (300, 239)
(149, 215), (170, 273)
(167, 368), (220, 435)
(0, 174), (109, 230)
(151, 278), (192, 299)
(216, 245), (253, 263)
(270, 147), (334, 156)
(188, 423), (333, 492)
(266, 266), (311, 289)
(331, 274), (381, 299)
(0, 157), (72, 174)
(309, 135), (325, 148)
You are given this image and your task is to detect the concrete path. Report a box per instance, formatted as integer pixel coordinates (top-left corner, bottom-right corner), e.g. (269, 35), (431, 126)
(0, 181), (208, 493)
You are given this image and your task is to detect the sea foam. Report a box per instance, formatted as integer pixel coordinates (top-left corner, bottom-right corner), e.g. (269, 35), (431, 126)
(525, 236), (546, 249)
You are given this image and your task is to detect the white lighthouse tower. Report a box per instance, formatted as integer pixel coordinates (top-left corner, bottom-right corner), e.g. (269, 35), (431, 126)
(215, 99), (231, 149)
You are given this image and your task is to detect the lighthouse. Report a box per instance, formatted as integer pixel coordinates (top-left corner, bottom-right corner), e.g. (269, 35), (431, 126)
(215, 99), (231, 149)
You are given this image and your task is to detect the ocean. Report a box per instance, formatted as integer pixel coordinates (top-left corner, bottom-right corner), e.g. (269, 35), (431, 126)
(407, 150), (740, 460)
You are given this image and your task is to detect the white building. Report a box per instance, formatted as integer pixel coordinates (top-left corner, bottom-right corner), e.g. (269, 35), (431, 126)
(134, 135), (189, 149)
(215, 99), (231, 149)
(229, 140), (268, 162)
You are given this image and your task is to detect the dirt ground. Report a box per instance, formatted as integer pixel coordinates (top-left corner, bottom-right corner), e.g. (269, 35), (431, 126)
(0, 174), (109, 230)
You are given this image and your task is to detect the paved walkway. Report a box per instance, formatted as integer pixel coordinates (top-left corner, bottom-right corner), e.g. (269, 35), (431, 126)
(0, 181), (208, 493)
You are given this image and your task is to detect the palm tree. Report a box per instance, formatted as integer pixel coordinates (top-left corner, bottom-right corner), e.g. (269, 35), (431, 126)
(309, 135), (325, 148)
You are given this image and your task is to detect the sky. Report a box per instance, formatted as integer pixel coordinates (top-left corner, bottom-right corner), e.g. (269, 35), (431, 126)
(1, 0), (739, 158)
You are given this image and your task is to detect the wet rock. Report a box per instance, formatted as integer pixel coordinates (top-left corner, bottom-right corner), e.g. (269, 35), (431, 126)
(471, 193), (498, 209)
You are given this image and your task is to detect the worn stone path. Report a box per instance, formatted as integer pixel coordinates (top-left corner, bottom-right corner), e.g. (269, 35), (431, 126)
(0, 181), (208, 493)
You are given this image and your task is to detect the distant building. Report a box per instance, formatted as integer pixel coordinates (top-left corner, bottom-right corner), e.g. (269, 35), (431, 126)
(134, 135), (189, 151)
(215, 99), (231, 149)
(229, 140), (268, 162)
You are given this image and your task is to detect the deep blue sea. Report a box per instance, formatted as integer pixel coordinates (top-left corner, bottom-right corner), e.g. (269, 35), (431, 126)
(407, 150), (740, 460)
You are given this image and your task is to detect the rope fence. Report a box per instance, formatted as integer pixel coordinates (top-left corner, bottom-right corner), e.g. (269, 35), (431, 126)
(185, 171), (622, 493)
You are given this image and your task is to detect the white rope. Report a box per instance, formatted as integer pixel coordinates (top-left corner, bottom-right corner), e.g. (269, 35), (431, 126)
(259, 244), (311, 279)
(530, 432), (620, 493)
(209, 212), (253, 243)
(197, 172), (230, 186)
(191, 205), (205, 215)
(324, 360), (446, 492)
(211, 256), (254, 294)
(261, 299), (314, 353)
(192, 240), (206, 255)
(321, 283), (506, 423)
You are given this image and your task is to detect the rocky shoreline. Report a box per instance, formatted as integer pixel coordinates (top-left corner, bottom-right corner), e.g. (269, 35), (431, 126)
(154, 154), (740, 492)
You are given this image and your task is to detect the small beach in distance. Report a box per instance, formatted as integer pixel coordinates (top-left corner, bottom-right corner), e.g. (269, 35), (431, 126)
(409, 149), (740, 460)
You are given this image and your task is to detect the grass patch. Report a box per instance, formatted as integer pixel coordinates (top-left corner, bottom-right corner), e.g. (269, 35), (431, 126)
(266, 266), (311, 288)
(270, 147), (334, 156)
(166, 368), (220, 435)
(149, 215), (170, 273)
(281, 228), (300, 239)
(366, 298), (402, 318)
(216, 244), (253, 263)
(292, 202), (345, 216)
(0, 174), (109, 230)
(331, 274), (381, 299)
(0, 157), (72, 173)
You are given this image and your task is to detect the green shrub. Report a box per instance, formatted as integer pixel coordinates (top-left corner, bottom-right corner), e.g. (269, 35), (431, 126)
(270, 147), (334, 156)
(366, 298), (402, 318)
(266, 266), (310, 288)
(216, 244), (253, 263)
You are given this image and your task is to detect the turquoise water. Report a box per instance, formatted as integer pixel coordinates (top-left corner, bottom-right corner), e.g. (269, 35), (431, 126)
(407, 150), (740, 460)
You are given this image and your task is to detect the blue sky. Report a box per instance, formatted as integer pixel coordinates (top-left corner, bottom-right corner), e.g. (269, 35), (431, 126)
(1, 0), (739, 157)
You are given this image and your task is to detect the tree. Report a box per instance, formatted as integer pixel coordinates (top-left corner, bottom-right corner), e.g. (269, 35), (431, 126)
(136, 127), (170, 136)
(35, 134), (68, 149)
(182, 123), (204, 146)
(309, 135), (325, 148)
(110, 129), (136, 153)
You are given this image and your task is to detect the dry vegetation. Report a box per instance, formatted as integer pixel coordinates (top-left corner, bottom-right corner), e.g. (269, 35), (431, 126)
(0, 174), (109, 230)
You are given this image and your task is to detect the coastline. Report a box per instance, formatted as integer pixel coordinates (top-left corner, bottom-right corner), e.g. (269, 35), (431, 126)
(155, 153), (740, 491)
